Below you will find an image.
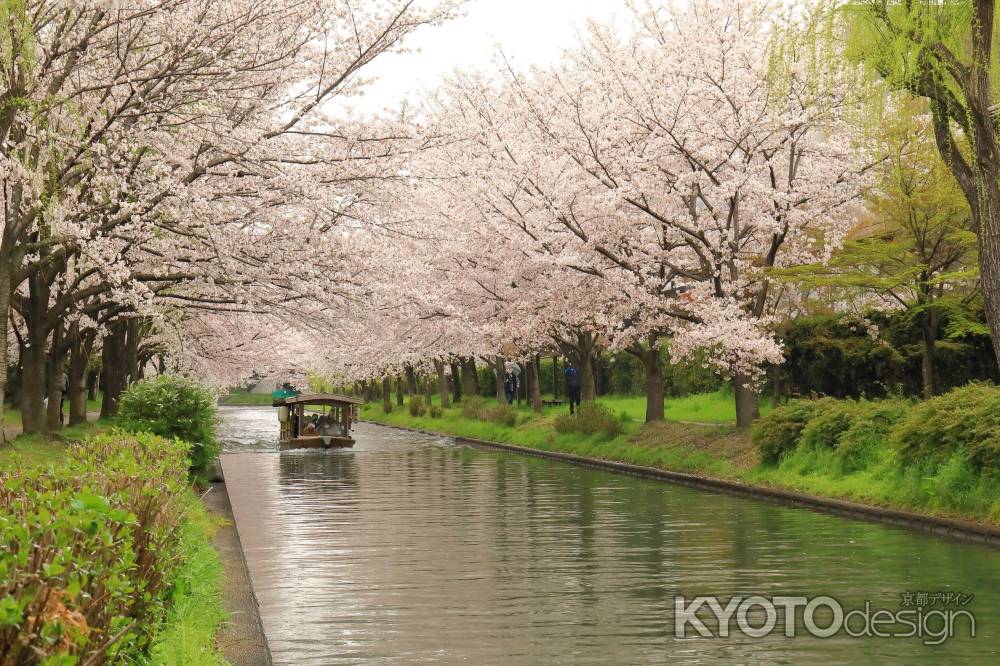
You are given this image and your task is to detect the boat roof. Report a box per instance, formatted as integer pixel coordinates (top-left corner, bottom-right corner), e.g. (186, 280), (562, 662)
(273, 393), (364, 407)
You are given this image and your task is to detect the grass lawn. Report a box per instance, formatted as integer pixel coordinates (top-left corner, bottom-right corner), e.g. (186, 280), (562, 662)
(218, 392), (276, 406)
(0, 419), (112, 469)
(362, 390), (760, 482)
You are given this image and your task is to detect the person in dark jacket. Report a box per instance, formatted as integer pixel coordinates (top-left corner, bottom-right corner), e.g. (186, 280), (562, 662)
(564, 363), (582, 414)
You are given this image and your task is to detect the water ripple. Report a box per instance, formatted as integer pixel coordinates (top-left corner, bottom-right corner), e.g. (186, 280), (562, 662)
(220, 407), (1000, 664)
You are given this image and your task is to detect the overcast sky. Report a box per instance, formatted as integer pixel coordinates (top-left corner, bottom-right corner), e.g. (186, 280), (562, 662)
(348, 0), (628, 116)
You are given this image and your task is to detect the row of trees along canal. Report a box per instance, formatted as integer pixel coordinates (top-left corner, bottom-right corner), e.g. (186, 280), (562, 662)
(0, 0), (461, 440)
(322, 1), (1000, 426)
(6, 1), (1000, 435)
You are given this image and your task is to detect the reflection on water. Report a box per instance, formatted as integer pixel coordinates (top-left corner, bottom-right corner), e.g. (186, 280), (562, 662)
(220, 407), (1000, 664)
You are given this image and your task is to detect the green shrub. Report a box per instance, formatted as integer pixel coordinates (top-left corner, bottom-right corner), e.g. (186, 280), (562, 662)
(457, 396), (514, 426)
(429, 405), (443, 418)
(408, 395), (427, 417)
(799, 401), (857, 450)
(752, 398), (836, 464)
(835, 399), (909, 473)
(484, 404), (517, 427)
(462, 395), (487, 420)
(891, 383), (1000, 471)
(118, 375), (219, 475)
(554, 402), (622, 439)
(0, 433), (191, 664)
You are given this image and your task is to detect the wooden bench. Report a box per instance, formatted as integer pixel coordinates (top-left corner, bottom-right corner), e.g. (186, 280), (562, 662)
(542, 399), (564, 406)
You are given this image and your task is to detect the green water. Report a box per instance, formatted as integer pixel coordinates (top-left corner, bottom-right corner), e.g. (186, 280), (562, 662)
(220, 407), (999, 664)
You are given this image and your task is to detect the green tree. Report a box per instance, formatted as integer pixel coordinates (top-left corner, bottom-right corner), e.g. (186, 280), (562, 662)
(781, 102), (979, 397)
(846, 0), (1000, 377)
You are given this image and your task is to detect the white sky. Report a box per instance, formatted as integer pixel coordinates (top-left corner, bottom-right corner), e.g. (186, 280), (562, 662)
(348, 0), (629, 116)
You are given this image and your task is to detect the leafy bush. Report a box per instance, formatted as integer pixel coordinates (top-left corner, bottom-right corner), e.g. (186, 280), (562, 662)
(462, 395), (487, 420)
(456, 396), (514, 426)
(484, 404), (517, 427)
(118, 375), (219, 474)
(835, 399), (909, 473)
(429, 405), (443, 418)
(554, 402), (622, 439)
(0, 433), (191, 664)
(408, 395), (427, 417)
(891, 383), (1000, 471)
(752, 398), (836, 464)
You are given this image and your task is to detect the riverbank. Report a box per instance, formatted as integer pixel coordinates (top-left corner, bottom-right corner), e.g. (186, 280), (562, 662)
(220, 392), (276, 406)
(0, 419), (240, 663)
(203, 480), (273, 665)
(361, 392), (1000, 538)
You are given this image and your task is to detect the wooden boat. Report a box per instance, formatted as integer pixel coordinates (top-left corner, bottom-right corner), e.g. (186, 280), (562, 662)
(273, 393), (364, 451)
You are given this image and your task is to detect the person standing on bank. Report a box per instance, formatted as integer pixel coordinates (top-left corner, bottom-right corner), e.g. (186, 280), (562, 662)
(564, 362), (582, 414)
(58, 370), (69, 425)
(503, 362), (520, 405)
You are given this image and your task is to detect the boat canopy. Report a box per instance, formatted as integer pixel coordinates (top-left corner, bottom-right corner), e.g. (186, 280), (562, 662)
(272, 393), (364, 407)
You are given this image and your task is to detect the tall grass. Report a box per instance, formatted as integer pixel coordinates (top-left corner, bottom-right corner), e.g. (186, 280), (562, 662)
(148, 494), (228, 665)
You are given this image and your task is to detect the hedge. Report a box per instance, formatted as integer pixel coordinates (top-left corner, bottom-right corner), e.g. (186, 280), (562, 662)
(0, 433), (196, 664)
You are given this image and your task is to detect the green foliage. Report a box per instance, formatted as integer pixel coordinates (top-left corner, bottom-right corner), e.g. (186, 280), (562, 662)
(777, 309), (998, 399)
(483, 404), (517, 427)
(799, 401), (862, 450)
(117, 375), (219, 475)
(753, 398), (836, 464)
(454, 395), (515, 426)
(0, 433), (193, 664)
(408, 395), (427, 417)
(835, 399), (909, 474)
(461, 395), (487, 419)
(554, 402), (623, 439)
(147, 496), (227, 665)
(891, 383), (1000, 471)
(429, 405), (443, 418)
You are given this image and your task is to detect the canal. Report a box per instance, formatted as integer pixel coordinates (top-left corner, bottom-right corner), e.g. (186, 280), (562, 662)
(219, 406), (1000, 664)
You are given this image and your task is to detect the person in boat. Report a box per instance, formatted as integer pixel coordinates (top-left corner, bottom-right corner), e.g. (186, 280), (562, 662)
(318, 414), (340, 438)
(302, 414), (318, 436)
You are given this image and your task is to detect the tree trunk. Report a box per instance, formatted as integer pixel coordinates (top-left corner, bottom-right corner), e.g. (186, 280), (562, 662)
(382, 376), (391, 411)
(529, 354), (542, 412)
(494, 356), (507, 405)
(980, 202), (1000, 375)
(770, 365), (783, 409)
(20, 271), (50, 434)
(86, 367), (98, 401)
(628, 344), (664, 423)
(460, 357), (478, 397)
(405, 364), (417, 396)
(45, 324), (65, 430)
(100, 321), (128, 418)
(450, 361), (462, 403)
(69, 331), (92, 426)
(435, 359), (450, 408)
(0, 263), (11, 445)
(396, 376), (404, 407)
(423, 372), (434, 406)
(19, 336), (45, 434)
(734, 373), (760, 428)
(124, 318), (140, 386)
(920, 310), (939, 399)
(552, 356), (559, 400)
